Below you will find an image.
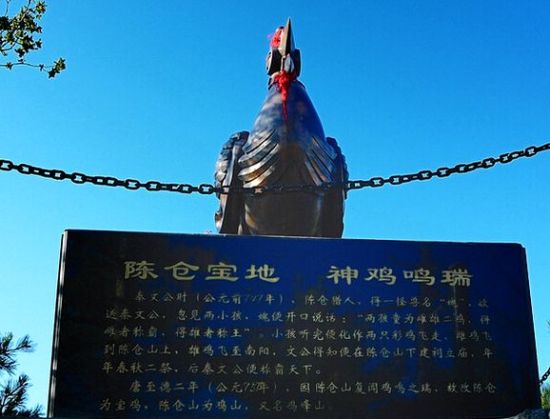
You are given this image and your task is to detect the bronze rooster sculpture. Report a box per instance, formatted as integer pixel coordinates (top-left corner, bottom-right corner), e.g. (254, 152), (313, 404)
(215, 19), (348, 238)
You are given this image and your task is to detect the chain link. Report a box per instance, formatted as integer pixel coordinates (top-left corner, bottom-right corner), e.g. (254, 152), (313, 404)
(541, 365), (550, 386)
(1, 141), (549, 195)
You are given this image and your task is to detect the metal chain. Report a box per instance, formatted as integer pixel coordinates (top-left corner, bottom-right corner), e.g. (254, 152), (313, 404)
(541, 365), (550, 386)
(1, 141), (549, 195)
(2, 145), (550, 385)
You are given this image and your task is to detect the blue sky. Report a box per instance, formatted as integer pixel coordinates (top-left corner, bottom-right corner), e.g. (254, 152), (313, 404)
(1, 0), (549, 410)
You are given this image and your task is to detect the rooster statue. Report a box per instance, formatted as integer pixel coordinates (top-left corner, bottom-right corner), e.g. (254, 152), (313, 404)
(215, 19), (348, 238)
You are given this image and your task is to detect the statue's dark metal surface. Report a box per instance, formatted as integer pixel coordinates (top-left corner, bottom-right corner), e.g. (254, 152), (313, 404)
(215, 19), (348, 238)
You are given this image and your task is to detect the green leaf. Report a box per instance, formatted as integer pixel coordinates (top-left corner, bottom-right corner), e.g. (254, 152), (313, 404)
(0, 16), (10, 30)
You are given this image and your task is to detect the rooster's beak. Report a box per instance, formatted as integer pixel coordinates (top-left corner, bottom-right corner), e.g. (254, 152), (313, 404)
(279, 18), (295, 56)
